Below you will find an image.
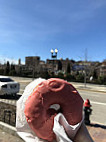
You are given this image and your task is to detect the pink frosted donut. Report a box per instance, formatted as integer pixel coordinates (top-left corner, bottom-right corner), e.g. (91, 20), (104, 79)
(24, 78), (83, 141)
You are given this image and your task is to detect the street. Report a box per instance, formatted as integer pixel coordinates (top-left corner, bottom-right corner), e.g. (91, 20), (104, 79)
(78, 90), (106, 125)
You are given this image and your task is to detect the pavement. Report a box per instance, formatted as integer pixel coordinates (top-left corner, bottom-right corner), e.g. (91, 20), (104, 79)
(0, 121), (24, 142)
(70, 82), (106, 93)
(87, 124), (106, 142)
(0, 128), (24, 142)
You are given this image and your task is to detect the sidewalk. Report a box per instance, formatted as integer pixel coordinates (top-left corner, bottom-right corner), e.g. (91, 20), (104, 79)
(70, 82), (106, 93)
(0, 121), (24, 142)
(0, 128), (24, 142)
(88, 123), (106, 142)
(0, 121), (106, 142)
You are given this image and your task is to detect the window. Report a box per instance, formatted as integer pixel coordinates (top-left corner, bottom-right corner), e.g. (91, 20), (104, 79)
(0, 78), (14, 82)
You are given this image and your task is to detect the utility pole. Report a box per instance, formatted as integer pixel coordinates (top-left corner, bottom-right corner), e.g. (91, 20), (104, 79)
(84, 48), (87, 88)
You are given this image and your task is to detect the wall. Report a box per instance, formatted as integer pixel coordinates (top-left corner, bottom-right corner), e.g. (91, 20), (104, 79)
(0, 102), (16, 126)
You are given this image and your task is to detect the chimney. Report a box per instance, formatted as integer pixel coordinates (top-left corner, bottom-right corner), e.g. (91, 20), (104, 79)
(18, 58), (21, 65)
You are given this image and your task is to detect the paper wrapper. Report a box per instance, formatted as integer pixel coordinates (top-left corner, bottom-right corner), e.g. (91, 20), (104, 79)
(16, 78), (83, 142)
(16, 78), (48, 142)
(53, 113), (84, 142)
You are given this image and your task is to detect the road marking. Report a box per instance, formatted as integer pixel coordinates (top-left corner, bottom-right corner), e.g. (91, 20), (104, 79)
(83, 99), (106, 106)
(90, 101), (106, 106)
(83, 94), (100, 97)
(90, 95), (100, 97)
(79, 91), (101, 97)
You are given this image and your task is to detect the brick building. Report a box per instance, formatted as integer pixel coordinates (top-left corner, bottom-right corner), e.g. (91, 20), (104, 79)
(46, 58), (75, 74)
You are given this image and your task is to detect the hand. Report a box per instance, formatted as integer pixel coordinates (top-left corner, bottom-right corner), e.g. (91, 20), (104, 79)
(73, 122), (94, 142)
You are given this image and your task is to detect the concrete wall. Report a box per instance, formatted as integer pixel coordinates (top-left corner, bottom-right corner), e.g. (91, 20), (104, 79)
(0, 102), (16, 126)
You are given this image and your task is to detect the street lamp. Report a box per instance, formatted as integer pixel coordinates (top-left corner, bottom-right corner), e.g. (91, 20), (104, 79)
(51, 49), (58, 59)
(50, 49), (58, 74)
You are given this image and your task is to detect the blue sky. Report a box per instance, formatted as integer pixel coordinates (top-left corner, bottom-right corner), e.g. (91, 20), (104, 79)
(0, 0), (106, 64)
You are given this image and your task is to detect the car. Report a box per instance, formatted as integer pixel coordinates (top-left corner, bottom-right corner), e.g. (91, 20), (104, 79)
(0, 76), (20, 96)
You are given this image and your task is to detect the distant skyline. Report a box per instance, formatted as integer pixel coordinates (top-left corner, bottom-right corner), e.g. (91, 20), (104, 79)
(0, 0), (106, 64)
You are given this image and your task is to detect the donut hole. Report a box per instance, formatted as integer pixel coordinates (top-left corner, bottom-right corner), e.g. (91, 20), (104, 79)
(49, 104), (61, 112)
(46, 104), (62, 117)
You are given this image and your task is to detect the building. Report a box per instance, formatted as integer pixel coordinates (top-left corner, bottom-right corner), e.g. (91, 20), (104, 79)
(99, 61), (106, 76)
(0, 55), (105, 79)
(46, 58), (75, 74)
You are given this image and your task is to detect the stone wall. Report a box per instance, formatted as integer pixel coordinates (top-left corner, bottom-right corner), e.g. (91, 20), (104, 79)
(0, 102), (16, 126)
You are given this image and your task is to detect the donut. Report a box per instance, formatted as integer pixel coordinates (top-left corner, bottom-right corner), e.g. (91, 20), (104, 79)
(24, 78), (83, 141)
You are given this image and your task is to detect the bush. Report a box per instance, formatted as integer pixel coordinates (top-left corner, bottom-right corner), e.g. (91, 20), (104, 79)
(9, 70), (17, 76)
(57, 72), (64, 79)
(97, 76), (106, 85)
(76, 74), (84, 82)
(0, 69), (4, 75)
(39, 71), (50, 79)
(65, 74), (76, 82)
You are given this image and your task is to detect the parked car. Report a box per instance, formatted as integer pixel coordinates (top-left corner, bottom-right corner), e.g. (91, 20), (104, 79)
(0, 76), (20, 95)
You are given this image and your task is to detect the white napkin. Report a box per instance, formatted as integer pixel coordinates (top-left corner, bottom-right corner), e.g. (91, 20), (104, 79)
(53, 113), (83, 142)
(16, 78), (83, 142)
